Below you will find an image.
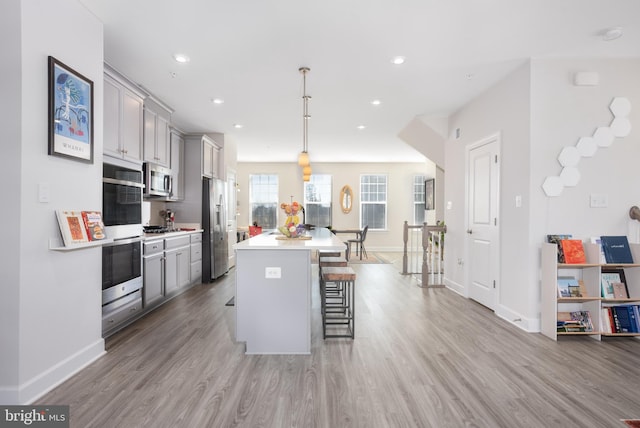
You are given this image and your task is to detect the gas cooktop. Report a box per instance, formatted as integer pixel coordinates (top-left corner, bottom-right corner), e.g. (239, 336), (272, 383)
(143, 226), (170, 234)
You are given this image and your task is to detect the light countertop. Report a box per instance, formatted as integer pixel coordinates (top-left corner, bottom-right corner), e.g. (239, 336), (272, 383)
(233, 227), (345, 251)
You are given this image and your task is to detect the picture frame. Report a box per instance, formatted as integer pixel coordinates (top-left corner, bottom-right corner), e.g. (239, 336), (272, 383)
(424, 178), (435, 210)
(48, 56), (94, 163)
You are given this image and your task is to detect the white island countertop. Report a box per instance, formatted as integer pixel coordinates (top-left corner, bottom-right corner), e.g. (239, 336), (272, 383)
(233, 227), (345, 251)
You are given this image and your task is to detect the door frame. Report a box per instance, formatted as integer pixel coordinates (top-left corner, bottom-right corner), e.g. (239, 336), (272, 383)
(464, 132), (501, 309)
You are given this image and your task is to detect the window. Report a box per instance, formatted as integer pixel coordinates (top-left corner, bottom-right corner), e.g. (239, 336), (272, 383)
(414, 175), (426, 224)
(249, 174), (278, 229)
(303, 174), (332, 227)
(360, 174), (387, 230)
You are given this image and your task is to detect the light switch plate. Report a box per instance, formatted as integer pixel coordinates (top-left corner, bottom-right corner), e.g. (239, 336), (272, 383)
(590, 193), (608, 208)
(38, 183), (50, 203)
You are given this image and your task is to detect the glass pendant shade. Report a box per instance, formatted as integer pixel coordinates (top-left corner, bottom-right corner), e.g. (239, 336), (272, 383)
(298, 151), (310, 167)
(303, 174), (311, 182)
(302, 165), (312, 175)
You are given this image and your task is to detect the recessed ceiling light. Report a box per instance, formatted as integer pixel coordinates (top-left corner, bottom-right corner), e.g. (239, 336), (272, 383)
(391, 56), (405, 65)
(173, 54), (190, 63)
(371, 99), (382, 106)
(211, 98), (224, 104)
(602, 26), (623, 41)
(357, 125), (366, 130)
(465, 73), (474, 80)
(233, 124), (243, 129)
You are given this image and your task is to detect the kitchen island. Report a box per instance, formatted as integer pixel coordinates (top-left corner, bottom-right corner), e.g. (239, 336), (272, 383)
(233, 227), (346, 354)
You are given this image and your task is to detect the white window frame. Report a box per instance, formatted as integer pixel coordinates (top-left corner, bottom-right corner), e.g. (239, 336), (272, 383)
(359, 174), (387, 231)
(249, 174), (279, 229)
(413, 175), (426, 225)
(303, 174), (332, 227)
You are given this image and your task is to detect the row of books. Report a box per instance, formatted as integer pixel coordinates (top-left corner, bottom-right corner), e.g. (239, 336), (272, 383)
(557, 311), (594, 332)
(601, 305), (640, 334)
(557, 271), (632, 299)
(56, 210), (106, 246)
(547, 234), (634, 264)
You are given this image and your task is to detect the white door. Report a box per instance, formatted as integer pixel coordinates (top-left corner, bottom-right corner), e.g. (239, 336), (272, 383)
(466, 135), (500, 310)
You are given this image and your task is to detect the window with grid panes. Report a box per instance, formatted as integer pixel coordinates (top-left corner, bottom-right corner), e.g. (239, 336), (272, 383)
(414, 175), (426, 224)
(249, 174), (278, 229)
(360, 174), (387, 230)
(303, 175), (332, 227)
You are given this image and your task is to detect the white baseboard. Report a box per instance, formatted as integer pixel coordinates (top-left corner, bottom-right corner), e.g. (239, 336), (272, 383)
(496, 305), (540, 333)
(0, 339), (106, 405)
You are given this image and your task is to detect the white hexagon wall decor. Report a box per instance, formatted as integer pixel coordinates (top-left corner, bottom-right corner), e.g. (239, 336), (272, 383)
(576, 137), (597, 157)
(610, 117), (632, 137)
(559, 166), (580, 187)
(593, 126), (615, 147)
(610, 97), (631, 117)
(557, 146), (581, 167)
(542, 176), (564, 197)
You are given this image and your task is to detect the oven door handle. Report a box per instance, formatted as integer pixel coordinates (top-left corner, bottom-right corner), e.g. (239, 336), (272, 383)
(103, 236), (143, 247)
(103, 177), (145, 189)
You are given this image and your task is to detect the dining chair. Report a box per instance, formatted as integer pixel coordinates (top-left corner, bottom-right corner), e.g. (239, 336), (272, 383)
(347, 225), (368, 260)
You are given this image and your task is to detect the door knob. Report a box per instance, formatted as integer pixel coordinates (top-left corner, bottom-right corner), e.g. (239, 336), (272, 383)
(466, 229), (473, 234)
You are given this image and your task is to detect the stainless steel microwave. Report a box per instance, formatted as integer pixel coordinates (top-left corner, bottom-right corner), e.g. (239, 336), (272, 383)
(143, 162), (172, 198)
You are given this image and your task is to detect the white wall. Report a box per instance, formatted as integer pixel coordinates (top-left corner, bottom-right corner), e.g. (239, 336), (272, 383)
(236, 161), (437, 251)
(0, 0), (106, 404)
(444, 57), (640, 332)
(444, 62), (533, 326)
(0, 0), (23, 402)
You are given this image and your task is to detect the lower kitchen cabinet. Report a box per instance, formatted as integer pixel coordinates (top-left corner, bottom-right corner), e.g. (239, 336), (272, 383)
(143, 232), (199, 310)
(143, 239), (164, 307)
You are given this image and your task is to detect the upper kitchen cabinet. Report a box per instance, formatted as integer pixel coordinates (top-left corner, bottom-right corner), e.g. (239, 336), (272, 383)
(103, 65), (145, 165)
(169, 128), (185, 201)
(201, 135), (222, 179)
(143, 97), (173, 167)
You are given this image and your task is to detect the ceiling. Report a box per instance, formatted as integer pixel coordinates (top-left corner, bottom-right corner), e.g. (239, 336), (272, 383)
(79, 0), (640, 163)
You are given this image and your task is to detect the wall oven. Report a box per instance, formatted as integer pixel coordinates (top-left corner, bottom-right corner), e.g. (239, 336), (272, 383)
(102, 162), (144, 335)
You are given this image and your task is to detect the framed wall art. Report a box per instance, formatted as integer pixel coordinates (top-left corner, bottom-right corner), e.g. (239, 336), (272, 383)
(48, 56), (94, 163)
(425, 178), (435, 210)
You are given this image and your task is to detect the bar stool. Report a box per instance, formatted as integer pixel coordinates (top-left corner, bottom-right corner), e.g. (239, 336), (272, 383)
(318, 257), (348, 310)
(321, 266), (356, 339)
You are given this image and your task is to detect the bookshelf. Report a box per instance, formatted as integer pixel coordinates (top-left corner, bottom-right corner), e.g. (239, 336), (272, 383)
(541, 242), (640, 340)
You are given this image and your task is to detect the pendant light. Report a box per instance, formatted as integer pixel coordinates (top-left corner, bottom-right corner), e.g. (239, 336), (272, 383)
(298, 67), (311, 181)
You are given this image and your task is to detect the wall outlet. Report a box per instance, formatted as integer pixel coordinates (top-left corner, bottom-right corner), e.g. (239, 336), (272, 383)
(265, 267), (281, 279)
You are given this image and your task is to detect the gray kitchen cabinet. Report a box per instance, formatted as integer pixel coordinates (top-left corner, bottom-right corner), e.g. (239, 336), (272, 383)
(169, 129), (184, 201)
(143, 98), (172, 167)
(104, 66), (144, 164)
(190, 233), (203, 284)
(143, 239), (164, 307)
(164, 235), (191, 293)
(201, 135), (221, 178)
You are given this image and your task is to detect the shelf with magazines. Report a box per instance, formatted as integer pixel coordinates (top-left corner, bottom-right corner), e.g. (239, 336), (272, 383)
(541, 240), (640, 340)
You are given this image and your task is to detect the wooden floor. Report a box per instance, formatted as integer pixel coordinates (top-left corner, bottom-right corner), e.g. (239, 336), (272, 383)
(39, 258), (640, 427)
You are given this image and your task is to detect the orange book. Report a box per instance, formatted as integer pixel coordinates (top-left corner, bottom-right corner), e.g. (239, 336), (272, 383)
(560, 239), (586, 264)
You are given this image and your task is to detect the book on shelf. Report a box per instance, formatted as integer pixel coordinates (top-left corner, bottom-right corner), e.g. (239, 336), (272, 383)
(56, 210), (89, 246)
(557, 311), (593, 332)
(577, 279), (589, 297)
(612, 282), (629, 299)
(601, 268), (627, 299)
(611, 306), (636, 333)
(600, 235), (634, 264)
(81, 211), (106, 241)
(560, 239), (587, 264)
(601, 308), (612, 334)
(590, 237), (607, 264)
(557, 277), (578, 298)
(547, 234), (572, 263)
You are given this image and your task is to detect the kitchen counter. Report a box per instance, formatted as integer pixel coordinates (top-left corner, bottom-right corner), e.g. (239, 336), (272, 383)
(233, 227), (345, 354)
(143, 229), (203, 240)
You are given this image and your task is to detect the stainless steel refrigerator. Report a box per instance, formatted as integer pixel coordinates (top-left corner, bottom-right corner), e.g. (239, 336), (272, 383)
(202, 177), (229, 281)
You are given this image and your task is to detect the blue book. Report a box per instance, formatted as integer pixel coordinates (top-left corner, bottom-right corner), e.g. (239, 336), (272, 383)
(613, 306), (633, 333)
(627, 306), (638, 333)
(600, 236), (634, 264)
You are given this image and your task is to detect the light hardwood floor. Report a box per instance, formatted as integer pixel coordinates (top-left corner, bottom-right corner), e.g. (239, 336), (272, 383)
(39, 258), (640, 427)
